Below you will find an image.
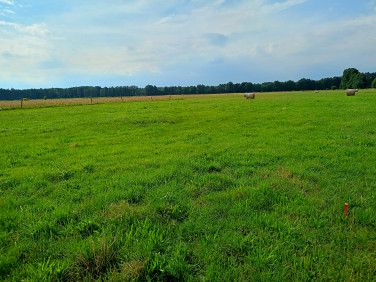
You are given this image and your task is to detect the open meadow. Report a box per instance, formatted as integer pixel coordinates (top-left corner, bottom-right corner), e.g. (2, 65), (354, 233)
(1, 90), (376, 280)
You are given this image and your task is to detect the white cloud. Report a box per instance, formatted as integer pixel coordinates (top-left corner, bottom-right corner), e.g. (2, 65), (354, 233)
(3, 8), (14, 13)
(0, 20), (54, 85)
(259, 0), (307, 14)
(0, 21), (49, 36)
(0, 0), (14, 5)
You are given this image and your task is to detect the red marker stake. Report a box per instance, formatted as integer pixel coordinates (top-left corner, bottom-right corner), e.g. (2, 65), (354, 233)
(344, 203), (349, 217)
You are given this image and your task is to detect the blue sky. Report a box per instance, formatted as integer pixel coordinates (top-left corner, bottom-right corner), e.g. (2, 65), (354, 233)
(1, 0), (375, 89)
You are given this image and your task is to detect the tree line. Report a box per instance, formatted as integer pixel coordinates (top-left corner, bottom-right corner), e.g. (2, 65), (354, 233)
(1, 68), (375, 101)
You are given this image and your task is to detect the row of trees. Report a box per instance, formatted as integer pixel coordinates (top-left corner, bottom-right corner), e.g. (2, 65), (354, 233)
(1, 68), (375, 101)
(146, 76), (343, 96)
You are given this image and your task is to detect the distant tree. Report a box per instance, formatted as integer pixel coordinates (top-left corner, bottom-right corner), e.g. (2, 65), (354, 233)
(273, 81), (282, 91)
(284, 80), (295, 91)
(372, 78), (376, 88)
(340, 68), (359, 89)
(145, 85), (158, 96)
(261, 82), (274, 92)
(208, 86), (217, 94)
(217, 84), (226, 93)
(296, 78), (314, 91)
(358, 72), (376, 87)
(128, 86), (140, 96)
(243, 82), (254, 92)
(197, 84), (206, 94)
(349, 72), (367, 89)
(225, 81), (234, 93)
(318, 77), (340, 90)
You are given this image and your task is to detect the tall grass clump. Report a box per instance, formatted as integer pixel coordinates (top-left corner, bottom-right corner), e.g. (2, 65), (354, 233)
(68, 236), (118, 280)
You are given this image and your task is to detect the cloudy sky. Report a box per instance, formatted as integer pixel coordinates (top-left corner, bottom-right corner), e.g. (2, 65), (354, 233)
(1, 0), (376, 89)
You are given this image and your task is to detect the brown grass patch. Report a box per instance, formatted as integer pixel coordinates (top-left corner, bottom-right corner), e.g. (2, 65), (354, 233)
(0, 91), (330, 109)
(106, 200), (148, 220)
(0, 92), (285, 109)
(0, 94), (233, 109)
(69, 143), (81, 148)
(272, 166), (320, 197)
(110, 259), (146, 281)
(275, 167), (293, 179)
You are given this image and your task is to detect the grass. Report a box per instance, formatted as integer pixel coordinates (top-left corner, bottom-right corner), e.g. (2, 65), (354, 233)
(1, 90), (376, 280)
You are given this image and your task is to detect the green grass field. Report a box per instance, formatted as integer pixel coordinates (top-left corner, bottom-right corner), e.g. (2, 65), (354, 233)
(1, 90), (376, 281)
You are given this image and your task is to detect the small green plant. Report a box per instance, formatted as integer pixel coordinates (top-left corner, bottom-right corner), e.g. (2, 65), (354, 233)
(156, 203), (188, 221)
(26, 258), (68, 281)
(76, 219), (101, 236)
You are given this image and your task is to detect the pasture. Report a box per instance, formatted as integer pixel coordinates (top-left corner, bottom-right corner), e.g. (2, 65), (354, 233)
(0, 90), (376, 280)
